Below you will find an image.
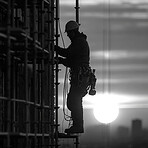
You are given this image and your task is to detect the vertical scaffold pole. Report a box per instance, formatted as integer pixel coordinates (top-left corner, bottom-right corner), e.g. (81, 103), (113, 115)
(40, 1), (45, 147)
(50, 0), (55, 147)
(32, 1), (37, 147)
(6, 0), (11, 148)
(75, 0), (80, 24)
(75, 136), (79, 148)
(55, 0), (60, 147)
(75, 1), (80, 147)
(24, 0), (29, 147)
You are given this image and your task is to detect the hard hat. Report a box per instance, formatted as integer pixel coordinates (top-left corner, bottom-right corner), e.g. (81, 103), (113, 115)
(65, 20), (79, 32)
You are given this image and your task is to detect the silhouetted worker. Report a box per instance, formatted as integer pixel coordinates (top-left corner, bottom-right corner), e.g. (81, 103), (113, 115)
(55, 20), (91, 134)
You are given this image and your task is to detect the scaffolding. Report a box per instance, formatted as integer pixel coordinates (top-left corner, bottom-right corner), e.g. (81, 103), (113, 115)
(0, 0), (56, 147)
(0, 0), (80, 147)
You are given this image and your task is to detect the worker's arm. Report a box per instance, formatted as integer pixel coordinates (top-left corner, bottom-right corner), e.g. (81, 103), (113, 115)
(58, 57), (70, 67)
(54, 45), (68, 57)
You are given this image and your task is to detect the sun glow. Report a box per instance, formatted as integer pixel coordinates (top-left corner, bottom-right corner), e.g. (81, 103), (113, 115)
(85, 93), (119, 124)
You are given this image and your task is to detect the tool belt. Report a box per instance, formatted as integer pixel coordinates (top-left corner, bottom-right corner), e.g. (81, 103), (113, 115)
(69, 65), (97, 95)
(69, 65), (90, 84)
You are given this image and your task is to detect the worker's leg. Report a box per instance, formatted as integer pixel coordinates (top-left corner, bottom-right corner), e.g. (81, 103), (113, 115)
(65, 85), (86, 133)
(68, 86), (83, 122)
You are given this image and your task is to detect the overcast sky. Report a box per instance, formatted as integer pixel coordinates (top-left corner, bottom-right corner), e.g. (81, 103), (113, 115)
(58, 0), (148, 106)
(58, 0), (148, 133)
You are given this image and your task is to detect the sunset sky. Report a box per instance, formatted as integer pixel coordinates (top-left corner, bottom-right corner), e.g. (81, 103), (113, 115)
(57, 0), (148, 136)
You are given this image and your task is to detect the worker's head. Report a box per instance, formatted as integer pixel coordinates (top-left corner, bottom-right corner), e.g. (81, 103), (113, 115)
(65, 20), (79, 32)
(65, 20), (80, 41)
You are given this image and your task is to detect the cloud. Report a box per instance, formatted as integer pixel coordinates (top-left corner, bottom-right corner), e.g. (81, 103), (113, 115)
(91, 50), (148, 60)
(60, 0), (100, 6)
(121, 0), (148, 4)
(99, 77), (148, 84)
(135, 22), (148, 28)
(83, 93), (148, 109)
(120, 103), (148, 109)
(62, 11), (148, 19)
(60, 0), (148, 6)
(109, 64), (148, 72)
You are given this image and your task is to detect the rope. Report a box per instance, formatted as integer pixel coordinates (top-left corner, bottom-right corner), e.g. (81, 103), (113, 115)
(58, 21), (71, 123)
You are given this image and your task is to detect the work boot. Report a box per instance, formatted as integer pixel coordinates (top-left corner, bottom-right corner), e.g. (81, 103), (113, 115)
(65, 125), (84, 134)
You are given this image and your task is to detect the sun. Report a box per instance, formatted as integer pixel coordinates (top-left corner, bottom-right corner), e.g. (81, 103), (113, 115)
(92, 94), (119, 124)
